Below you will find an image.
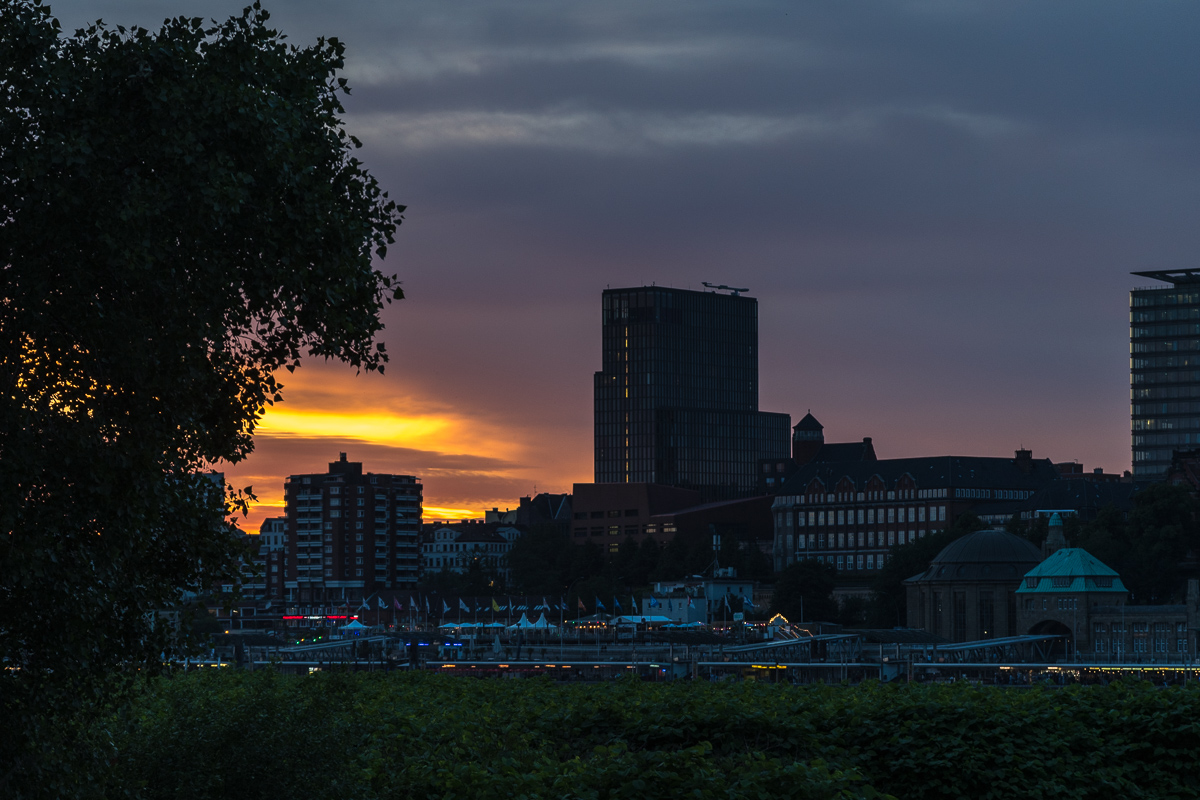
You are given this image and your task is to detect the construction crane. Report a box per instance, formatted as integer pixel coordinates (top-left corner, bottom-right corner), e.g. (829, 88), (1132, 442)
(701, 282), (749, 296)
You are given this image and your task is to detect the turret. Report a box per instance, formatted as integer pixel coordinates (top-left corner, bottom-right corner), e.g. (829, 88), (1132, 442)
(792, 412), (824, 464)
(1043, 511), (1066, 558)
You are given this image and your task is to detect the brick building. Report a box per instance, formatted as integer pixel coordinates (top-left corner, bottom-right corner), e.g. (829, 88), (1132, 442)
(771, 448), (1059, 595)
(283, 454), (422, 602)
(759, 412), (877, 494)
(570, 482), (702, 552)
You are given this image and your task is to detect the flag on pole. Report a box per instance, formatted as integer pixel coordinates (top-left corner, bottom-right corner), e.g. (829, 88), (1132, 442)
(424, 596), (430, 613)
(723, 594), (731, 611)
(613, 596), (622, 612)
(459, 598), (470, 612)
(541, 597), (550, 610)
(631, 596), (637, 613)
(743, 595), (755, 608)
(594, 597), (605, 611)
(492, 598), (501, 612)
(688, 596), (695, 609)
(649, 596), (659, 608)
(378, 597), (387, 610)
(442, 599), (449, 614)
(264, 600), (272, 611)
(577, 597), (586, 612)
(394, 598), (403, 610)
(359, 597), (370, 611)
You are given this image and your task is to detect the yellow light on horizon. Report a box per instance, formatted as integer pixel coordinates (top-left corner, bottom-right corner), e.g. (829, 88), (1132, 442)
(423, 506), (485, 521)
(258, 409), (451, 448)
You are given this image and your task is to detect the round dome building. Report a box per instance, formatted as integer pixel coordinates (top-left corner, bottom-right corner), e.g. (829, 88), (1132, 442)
(904, 528), (1042, 642)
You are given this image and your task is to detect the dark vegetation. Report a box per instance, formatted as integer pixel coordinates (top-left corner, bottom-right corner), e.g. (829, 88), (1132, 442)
(500, 524), (772, 606)
(1010, 483), (1200, 604)
(0, 3), (401, 795)
(105, 671), (1200, 800)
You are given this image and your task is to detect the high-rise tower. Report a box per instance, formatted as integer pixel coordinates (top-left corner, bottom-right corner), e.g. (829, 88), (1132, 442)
(593, 286), (790, 501)
(1130, 270), (1200, 478)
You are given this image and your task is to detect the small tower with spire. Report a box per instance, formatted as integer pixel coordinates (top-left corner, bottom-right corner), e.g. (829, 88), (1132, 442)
(1043, 512), (1067, 558)
(792, 411), (824, 464)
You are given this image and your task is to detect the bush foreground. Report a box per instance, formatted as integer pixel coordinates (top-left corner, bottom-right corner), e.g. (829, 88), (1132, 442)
(108, 672), (1200, 799)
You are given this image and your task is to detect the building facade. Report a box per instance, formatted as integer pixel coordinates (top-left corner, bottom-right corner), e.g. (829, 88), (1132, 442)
(594, 286), (790, 501)
(905, 516), (1200, 658)
(904, 528), (1042, 641)
(771, 449), (1059, 593)
(759, 412), (877, 494)
(571, 482), (703, 551)
(1131, 270), (1200, 478)
(283, 454), (422, 602)
(242, 517), (287, 602)
(420, 522), (518, 582)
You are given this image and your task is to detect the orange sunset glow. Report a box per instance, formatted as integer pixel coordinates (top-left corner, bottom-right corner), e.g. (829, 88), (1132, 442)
(222, 364), (591, 533)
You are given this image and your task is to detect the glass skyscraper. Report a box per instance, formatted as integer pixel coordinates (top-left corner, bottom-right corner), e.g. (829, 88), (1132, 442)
(594, 286), (790, 501)
(1130, 270), (1200, 478)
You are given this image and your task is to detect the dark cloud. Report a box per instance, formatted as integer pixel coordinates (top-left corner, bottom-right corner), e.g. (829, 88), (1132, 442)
(47, 0), (1199, 500)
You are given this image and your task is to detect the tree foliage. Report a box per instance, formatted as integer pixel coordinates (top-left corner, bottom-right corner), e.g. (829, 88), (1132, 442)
(1072, 483), (1200, 604)
(769, 558), (838, 623)
(506, 525), (770, 602)
(0, 2), (402, 794)
(109, 670), (1200, 800)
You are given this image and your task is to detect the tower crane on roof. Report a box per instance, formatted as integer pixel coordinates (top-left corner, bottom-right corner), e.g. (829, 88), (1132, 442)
(701, 282), (749, 296)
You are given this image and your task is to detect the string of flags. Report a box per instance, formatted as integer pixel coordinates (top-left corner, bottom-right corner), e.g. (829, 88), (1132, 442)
(278, 592), (763, 620)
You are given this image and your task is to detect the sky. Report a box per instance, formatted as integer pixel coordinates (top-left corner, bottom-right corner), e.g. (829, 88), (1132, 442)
(50, 0), (1200, 531)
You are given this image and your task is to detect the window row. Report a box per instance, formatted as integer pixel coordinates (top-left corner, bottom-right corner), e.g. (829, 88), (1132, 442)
(796, 530), (924, 549)
(805, 553), (889, 571)
(778, 507), (946, 528)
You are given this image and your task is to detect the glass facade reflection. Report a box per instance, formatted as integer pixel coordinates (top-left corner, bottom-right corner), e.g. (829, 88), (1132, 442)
(594, 286), (790, 501)
(1130, 270), (1200, 478)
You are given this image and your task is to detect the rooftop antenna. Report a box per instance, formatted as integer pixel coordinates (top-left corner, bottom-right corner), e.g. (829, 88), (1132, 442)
(702, 282), (749, 296)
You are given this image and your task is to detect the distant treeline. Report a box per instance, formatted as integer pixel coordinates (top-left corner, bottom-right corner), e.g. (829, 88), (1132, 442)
(425, 523), (773, 605)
